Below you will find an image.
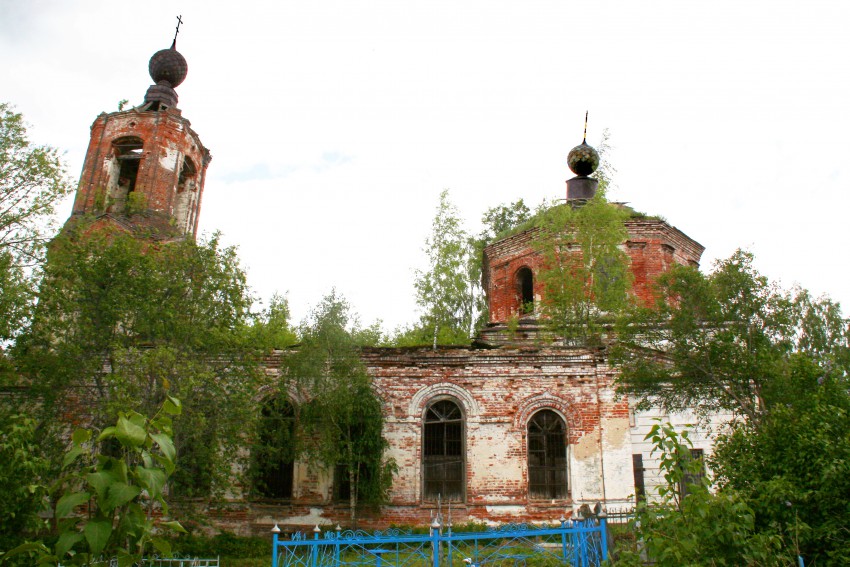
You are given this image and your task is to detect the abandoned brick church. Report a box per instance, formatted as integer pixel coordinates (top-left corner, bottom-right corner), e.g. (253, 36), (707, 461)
(65, 41), (722, 534)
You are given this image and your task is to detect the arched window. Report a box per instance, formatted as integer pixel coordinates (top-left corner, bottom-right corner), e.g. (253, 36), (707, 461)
(423, 399), (465, 501)
(107, 137), (144, 212)
(527, 409), (568, 499)
(516, 267), (534, 314)
(253, 396), (296, 499)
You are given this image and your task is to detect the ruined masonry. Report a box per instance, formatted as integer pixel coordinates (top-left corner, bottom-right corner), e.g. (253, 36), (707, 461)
(66, 42), (721, 534)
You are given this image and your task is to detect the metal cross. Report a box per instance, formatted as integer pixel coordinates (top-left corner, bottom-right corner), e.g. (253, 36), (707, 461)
(173, 15), (183, 43)
(583, 110), (588, 144)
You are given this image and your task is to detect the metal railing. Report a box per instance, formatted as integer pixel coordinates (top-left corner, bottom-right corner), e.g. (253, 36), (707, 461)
(272, 517), (608, 567)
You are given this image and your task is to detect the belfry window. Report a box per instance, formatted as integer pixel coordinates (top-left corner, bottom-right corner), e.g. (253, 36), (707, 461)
(527, 409), (568, 499)
(113, 137), (143, 194)
(516, 267), (534, 314)
(107, 137), (143, 212)
(252, 396), (296, 499)
(423, 399), (465, 501)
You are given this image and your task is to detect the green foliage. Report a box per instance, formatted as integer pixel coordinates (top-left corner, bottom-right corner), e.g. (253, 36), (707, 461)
(0, 251), (34, 343)
(613, 422), (791, 566)
(16, 228), (266, 499)
(0, 412), (48, 551)
(1, 399), (186, 567)
(279, 292), (396, 526)
(0, 103), (74, 267)
(613, 249), (849, 421)
(534, 193), (631, 345)
(169, 531), (268, 559)
(124, 191), (146, 215)
(712, 377), (850, 565)
(413, 190), (482, 347)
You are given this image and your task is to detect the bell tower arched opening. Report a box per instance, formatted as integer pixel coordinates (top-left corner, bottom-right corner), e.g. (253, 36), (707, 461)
(516, 267), (534, 314)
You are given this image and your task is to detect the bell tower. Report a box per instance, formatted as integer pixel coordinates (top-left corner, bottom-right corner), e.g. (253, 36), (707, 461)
(68, 30), (211, 240)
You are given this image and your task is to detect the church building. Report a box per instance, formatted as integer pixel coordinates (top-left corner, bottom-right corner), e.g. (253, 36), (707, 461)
(63, 39), (723, 535)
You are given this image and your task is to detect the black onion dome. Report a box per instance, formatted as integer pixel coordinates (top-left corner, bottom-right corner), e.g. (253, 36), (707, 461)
(148, 45), (188, 88)
(567, 142), (600, 176)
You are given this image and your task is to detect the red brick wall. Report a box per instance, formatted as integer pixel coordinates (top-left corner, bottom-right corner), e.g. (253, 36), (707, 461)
(483, 219), (705, 324)
(72, 107), (210, 238)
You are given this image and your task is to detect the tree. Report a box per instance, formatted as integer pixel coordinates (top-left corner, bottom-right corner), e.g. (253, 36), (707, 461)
(613, 250), (848, 421)
(282, 292), (395, 527)
(0, 103), (73, 267)
(413, 190), (481, 347)
(533, 192), (632, 345)
(614, 422), (790, 566)
(711, 371), (850, 565)
(15, 227), (267, 499)
(0, 412), (48, 552)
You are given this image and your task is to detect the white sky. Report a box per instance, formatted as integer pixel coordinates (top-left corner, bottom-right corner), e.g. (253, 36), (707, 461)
(3, 0), (849, 332)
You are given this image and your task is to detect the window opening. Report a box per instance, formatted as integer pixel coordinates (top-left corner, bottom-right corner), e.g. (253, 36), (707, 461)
(516, 267), (534, 314)
(175, 157), (198, 231)
(632, 453), (646, 502)
(527, 409), (568, 499)
(107, 137), (144, 213)
(253, 396), (296, 499)
(423, 399), (464, 501)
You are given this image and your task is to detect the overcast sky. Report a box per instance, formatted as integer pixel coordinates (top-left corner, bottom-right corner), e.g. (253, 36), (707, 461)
(3, 0), (849, 332)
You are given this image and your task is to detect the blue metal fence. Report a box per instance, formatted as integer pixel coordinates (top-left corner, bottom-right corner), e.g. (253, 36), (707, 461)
(272, 518), (608, 567)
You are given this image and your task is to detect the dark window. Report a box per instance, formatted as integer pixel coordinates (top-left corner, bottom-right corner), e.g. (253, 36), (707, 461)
(516, 267), (534, 314)
(334, 461), (372, 503)
(679, 448), (705, 497)
(528, 410), (568, 499)
(423, 399), (464, 501)
(253, 396), (296, 499)
(632, 454), (646, 502)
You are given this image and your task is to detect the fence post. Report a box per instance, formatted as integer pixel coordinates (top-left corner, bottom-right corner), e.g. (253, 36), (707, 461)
(311, 526), (320, 567)
(430, 518), (441, 567)
(598, 512), (608, 563)
(560, 516), (568, 563)
(271, 524), (280, 567)
(334, 525), (342, 567)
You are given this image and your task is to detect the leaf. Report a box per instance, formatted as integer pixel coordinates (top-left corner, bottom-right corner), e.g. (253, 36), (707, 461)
(56, 492), (90, 518)
(160, 520), (188, 534)
(62, 446), (85, 469)
(150, 432), (176, 463)
(83, 519), (112, 557)
(55, 530), (84, 558)
(134, 466), (166, 499)
(115, 415), (147, 447)
(86, 470), (115, 503)
(71, 428), (91, 445)
(97, 426), (117, 442)
(163, 395), (182, 416)
(104, 482), (141, 511)
(151, 537), (172, 556)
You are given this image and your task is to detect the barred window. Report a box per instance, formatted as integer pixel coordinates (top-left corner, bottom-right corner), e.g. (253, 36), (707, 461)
(527, 410), (568, 499)
(423, 399), (465, 501)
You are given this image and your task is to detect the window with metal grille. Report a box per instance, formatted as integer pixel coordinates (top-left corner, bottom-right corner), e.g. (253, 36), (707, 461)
(679, 448), (705, 497)
(254, 396), (295, 499)
(527, 410), (568, 499)
(423, 399), (464, 502)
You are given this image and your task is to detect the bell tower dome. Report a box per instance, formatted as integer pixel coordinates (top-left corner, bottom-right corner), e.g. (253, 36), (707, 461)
(68, 28), (211, 240)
